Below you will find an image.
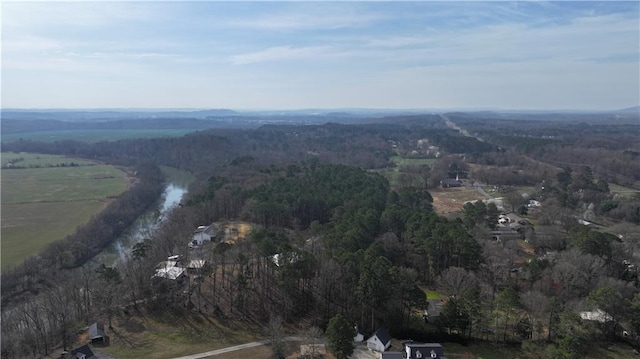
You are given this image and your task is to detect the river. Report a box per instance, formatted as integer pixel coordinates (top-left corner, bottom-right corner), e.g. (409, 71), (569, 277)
(95, 167), (194, 266)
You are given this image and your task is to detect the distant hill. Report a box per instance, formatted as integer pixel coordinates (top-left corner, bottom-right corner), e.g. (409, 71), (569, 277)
(0, 118), (242, 135)
(0, 109), (239, 121)
(616, 106), (640, 114)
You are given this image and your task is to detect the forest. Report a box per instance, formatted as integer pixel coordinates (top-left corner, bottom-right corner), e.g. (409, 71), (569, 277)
(1, 111), (639, 359)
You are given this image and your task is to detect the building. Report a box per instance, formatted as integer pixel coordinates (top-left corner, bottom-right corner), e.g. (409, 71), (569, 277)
(60, 344), (96, 359)
(382, 342), (444, 359)
(153, 266), (186, 281)
(354, 325), (365, 342)
(404, 342), (444, 359)
(367, 327), (392, 352)
(88, 322), (105, 344)
(153, 256), (186, 281)
(191, 224), (218, 248)
(441, 178), (463, 188)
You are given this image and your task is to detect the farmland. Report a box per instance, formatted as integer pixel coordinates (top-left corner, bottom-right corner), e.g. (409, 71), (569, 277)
(0, 129), (195, 143)
(1, 152), (128, 269)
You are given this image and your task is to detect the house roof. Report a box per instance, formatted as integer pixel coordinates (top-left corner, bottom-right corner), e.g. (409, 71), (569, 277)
(88, 322), (105, 340)
(382, 352), (403, 359)
(405, 342), (444, 359)
(71, 345), (96, 359)
(580, 309), (612, 323)
(369, 327), (392, 345)
(188, 259), (207, 269)
(154, 266), (185, 280)
(441, 178), (462, 185)
(194, 224), (218, 235)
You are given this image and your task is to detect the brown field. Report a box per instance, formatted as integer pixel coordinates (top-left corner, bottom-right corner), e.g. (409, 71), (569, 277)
(430, 186), (486, 215)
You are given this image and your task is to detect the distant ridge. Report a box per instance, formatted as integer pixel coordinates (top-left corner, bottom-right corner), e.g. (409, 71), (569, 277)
(0, 109), (238, 121)
(616, 106), (640, 114)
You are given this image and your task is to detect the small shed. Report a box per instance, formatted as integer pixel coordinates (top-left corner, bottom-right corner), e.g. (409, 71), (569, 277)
(88, 322), (105, 344)
(367, 327), (392, 352)
(441, 178), (462, 188)
(187, 259), (208, 274)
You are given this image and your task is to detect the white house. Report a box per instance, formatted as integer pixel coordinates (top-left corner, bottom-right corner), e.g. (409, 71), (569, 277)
(404, 342), (444, 359)
(153, 266), (185, 281)
(367, 327), (392, 352)
(580, 309), (612, 323)
(354, 325), (365, 343)
(191, 224), (218, 248)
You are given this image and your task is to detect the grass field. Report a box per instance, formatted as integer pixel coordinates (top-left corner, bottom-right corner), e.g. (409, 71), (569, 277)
(2, 152), (97, 167)
(2, 166), (126, 204)
(1, 129), (195, 143)
(390, 155), (438, 167)
(377, 156), (436, 188)
(1, 152), (127, 269)
(430, 187), (486, 214)
(609, 183), (640, 199)
(100, 314), (262, 359)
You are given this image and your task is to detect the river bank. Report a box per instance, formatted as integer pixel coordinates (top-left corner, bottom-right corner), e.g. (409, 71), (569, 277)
(95, 166), (194, 266)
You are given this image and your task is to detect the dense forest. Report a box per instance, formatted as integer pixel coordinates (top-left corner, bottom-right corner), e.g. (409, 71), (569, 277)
(1, 112), (640, 359)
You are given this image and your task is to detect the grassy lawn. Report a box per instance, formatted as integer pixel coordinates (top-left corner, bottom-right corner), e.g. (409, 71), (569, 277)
(444, 342), (521, 359)
(444, 341), (638, 359)
(1, 152), (128, 269)
(425, 290), (442, 300)
(609, 183), (640, 198)
(2, 152), (97, 167)
(100, 314), (263, 359)
(1, 201), (106, 268)
(1, 129), (195, 143)
(377, 156), (435, 188)
(390, 155), (437, 167)
(1, 165), (127, 204)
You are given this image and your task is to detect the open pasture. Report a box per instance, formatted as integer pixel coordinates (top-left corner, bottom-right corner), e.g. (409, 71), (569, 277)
(2, 165), (126, 204)
(1, 153), (127, 269)
(1, 201), (106, 269)
(2, 151), (96, 168)
(430, 186), (486, 215)
(390, 155), (437, 167)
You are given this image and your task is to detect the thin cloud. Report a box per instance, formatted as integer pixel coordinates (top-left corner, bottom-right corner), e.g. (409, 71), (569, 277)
(230, 45), (333, 65)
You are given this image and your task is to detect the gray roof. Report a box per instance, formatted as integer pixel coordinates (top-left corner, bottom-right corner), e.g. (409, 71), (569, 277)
(382, 352), (403, 359)
(371, 327), (392, 345)
(88, 322), (105, 340)
(405, 342), (444, 359)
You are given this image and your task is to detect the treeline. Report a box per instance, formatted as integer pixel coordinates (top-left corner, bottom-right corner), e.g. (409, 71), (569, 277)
(447, 114), (640, 187)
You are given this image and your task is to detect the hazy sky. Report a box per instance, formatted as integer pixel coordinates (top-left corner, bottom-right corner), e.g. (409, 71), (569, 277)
(2, 1), (639, 110)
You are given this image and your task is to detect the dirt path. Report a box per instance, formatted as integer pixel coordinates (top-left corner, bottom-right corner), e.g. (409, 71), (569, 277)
(171, 337), (305, 359)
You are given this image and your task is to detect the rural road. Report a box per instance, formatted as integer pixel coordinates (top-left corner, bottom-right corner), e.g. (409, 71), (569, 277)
(171, 336), (305, 359)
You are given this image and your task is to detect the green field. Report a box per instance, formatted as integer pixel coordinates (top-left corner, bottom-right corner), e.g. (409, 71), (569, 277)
(1, 129), (195, 143)
(376, 156), (437, 188)
(390, 155), (438, 167)
(608, 183), (640, 199)
(1, 152), (128, 269)
(2, 152), (97, 167)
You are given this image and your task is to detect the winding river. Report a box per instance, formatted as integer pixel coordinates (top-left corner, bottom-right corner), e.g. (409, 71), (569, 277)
(95, 167), (193, 266)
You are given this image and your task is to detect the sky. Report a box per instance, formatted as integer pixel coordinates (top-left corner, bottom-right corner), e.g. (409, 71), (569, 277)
(2, 1), (639, 111)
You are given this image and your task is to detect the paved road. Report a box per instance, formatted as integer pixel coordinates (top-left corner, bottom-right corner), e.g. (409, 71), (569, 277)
(171, 337), (305, 359)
